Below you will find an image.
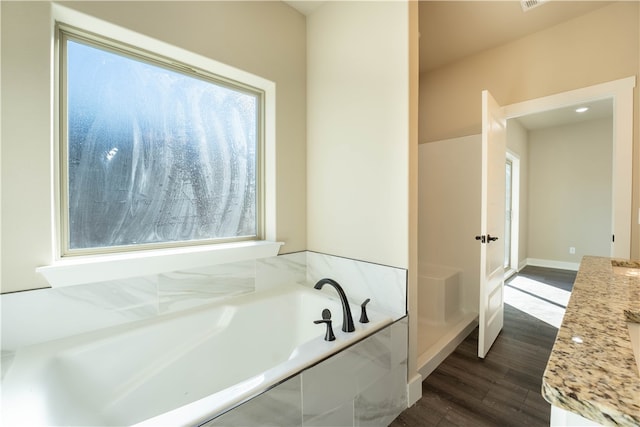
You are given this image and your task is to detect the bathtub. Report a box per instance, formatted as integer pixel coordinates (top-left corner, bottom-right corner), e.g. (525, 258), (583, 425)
(1, 284), (392, 426)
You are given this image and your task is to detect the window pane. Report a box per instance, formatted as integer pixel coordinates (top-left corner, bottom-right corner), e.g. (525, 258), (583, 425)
(504, 160), (512, 268)
(66, 39), (259, 251)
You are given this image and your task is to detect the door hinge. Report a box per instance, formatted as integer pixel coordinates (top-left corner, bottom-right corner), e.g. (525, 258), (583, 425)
(612, 234), (615, 243)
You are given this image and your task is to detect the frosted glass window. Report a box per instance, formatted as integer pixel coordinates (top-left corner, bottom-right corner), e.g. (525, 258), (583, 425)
(62, 35), (261, 254)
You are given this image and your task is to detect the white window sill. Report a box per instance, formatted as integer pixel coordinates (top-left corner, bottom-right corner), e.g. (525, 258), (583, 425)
(36, 241), (284, 288)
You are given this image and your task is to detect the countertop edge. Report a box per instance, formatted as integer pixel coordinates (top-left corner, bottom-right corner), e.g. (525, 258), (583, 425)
(542, 378), (639, 426)
(541, 256), (640, 427)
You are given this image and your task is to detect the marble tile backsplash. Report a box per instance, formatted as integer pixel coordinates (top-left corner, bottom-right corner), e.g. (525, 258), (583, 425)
(1, 251), (407, 357)
(1, 258), (256, 354)
(306, 252), (407, 320)
(256, 251), (307, 291)
(157, 260), (256, 313)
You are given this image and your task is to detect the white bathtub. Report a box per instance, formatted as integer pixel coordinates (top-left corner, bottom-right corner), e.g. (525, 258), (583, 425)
(1, 284), (392, 426)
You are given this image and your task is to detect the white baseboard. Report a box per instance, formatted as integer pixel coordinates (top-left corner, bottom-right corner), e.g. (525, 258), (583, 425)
(526, 258), (579, 271)
(504, 268), (517, 280)
(417, 314), (478, 379)
(518, 259), (528, 271)
(407, 373), (423, 407)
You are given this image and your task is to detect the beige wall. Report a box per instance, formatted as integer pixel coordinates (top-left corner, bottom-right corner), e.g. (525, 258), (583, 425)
(1, 1), (307, 292)
(419, 1), (639, 258)
(528, 118), (613, 263)
(306, 1), (411, 269)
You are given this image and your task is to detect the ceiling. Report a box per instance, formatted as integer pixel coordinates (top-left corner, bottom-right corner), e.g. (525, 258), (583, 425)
(419, 0), (613, 72)
(287, 1), (613, 73)
(287, 1), (613, 72)
(284, 0), (324, 15)
(514, 98), (613, 130)
(286, 0), (616, 129)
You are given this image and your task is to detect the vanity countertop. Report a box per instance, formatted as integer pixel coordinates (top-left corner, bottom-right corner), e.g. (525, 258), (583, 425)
(542, 256), (640, 426)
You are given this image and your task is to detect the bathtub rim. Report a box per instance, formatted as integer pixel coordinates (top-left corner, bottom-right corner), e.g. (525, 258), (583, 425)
(1, 283), (395, 427)
(134, 313), (397, 427)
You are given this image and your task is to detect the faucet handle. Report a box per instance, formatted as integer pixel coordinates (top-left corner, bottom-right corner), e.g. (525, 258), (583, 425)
(314, 309), (336, 341)
(359, 298), (371, 323)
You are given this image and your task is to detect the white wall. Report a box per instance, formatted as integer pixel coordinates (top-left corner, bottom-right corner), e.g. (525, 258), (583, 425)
(1, 1), (307, 293)
(528, 118), (613, 264)
(306, 1), (410, 270)
(418, 135), (481, 314)
(420, 116), (611, 280)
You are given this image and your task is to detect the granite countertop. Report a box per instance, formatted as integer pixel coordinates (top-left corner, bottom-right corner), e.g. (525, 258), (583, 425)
(542, 256), (640, 426)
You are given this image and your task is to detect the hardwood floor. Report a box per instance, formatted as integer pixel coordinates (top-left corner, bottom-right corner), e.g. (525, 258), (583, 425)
(390, 267), (575, 427)
(513, 265), (576, 293)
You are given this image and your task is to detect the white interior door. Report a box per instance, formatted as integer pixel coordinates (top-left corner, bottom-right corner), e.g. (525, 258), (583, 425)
(477, 90), (506, 359)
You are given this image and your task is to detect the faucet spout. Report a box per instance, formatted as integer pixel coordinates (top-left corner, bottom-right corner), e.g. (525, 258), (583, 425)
(313, 278), (355, 333)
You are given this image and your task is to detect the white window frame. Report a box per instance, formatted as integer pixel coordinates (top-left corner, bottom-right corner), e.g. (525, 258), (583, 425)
(37, 4), (279, 287)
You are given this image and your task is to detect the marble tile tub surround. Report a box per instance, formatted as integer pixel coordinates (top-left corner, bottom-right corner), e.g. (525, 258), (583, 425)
(253, 250), (407, 319)
(305, 251), (407, 320)
(1, 251), (406, 376)
(542, 256), (640, 426)
(205, 317), (408, 427)
(1, 260), (256, 354)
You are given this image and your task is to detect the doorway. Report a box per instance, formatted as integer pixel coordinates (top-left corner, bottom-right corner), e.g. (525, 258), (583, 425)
(504, 151), (519, 279)
(508, 99), (614, 272)
(479, 77), (634, 358)
(502, 76), (635, 262)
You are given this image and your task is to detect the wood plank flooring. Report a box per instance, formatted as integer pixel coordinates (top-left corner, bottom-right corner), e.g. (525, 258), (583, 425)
(513, 265), (576, 293)
(390, 266), (576, 427)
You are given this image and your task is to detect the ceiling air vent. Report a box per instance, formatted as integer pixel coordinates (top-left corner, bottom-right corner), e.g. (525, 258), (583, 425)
(521, 0), (548, 12)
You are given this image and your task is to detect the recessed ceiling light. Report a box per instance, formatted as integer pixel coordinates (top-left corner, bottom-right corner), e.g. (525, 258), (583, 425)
(575, 107), (589, 113)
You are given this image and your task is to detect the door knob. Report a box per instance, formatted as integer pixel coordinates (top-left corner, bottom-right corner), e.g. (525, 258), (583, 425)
(487, 235), (499, 242)
(475, 235), (486, 243)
